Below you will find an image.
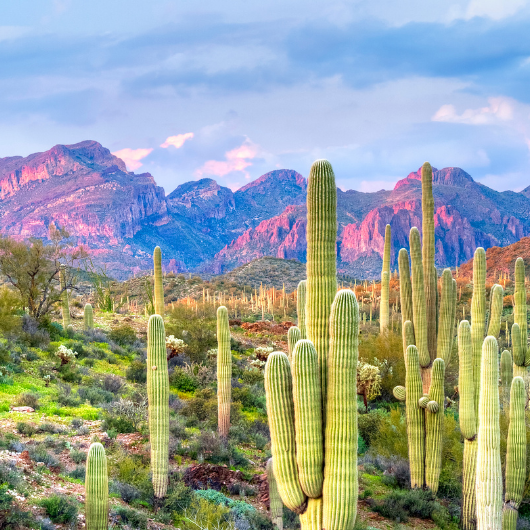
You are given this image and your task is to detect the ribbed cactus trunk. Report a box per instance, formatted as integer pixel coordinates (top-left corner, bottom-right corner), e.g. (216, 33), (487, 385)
(476, 336), (502, 530)
(502, 377), (526, 530)
(60, 266), (70, 329)
(380, 224), (391, 333)
(267, 458), (284, 530)
(147, 315), (169, 498)
(512, 323), (526, 380)
(398, 249), (414, 348)
(487, 285), (504, 338)
(421, 162), (437, 360)
(471, 248), (486, 416)
(297, 280), (307, 339)
(500, 350), (513, 411)
(153, 246), (164, 316)
(514, 258), (527, 354)
(217, 306), (231, 439)
(437, 269), (455, 365)
(323, 290), (359, 530)
(306, 160), (337, 406)
(84, 303), (93, 331)
(287, 326), (302, 363)
(85, 442), (108, 530)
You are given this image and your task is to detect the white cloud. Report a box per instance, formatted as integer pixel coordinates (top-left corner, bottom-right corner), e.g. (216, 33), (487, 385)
(112, 147), (153, 170)
(432, 97), (514, 125)
(196, 140), (260, 179)
(160, 132), (194, 149)
(465, 0), (527, 20)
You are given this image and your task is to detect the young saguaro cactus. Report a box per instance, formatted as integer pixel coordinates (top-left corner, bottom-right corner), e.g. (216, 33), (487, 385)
(306, 160), (337, 405)
(147, 315), (169, 498)
(297, 280), (307, 339)
(153, 246), (164, 316)
(380, 224), (391, 333)
(85, 442), (108, 530)
(60, 266), (71, 329)
(217, 306), (231, 439)
(503, 377), (527, 530)
(476, 336), (502, 530)
(267, 458), (284, 530)
(84, 303), (93, 331)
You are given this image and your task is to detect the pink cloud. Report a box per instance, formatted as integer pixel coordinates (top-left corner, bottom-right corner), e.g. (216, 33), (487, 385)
(112, 148), (153, 171)
(196, 141), (259, 178)
(160, 132), (194, 149)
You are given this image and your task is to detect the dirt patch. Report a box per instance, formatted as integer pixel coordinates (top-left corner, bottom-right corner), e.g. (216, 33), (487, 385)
(183, 463), (245, 490)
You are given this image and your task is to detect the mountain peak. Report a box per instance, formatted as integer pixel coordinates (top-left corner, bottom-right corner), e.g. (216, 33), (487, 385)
(394, 166), (474, 190)
(236, 169), (305, 194)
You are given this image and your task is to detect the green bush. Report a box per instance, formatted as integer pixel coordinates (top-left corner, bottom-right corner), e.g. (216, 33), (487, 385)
(232, 386), (265, 411)
(16, 422), (37, 437)
(358, 409), (385, 448)
(109, 325), (137, 346)
(113, 505), (148, 529)
(77, 385), (114, 405)
(102, 414), (136, 434)
(126, 360), (147, 383)
(70, 449), (87, 464)
(15, 392), (40, 410)
(40, 494), (78, 524)
(170, 367), (198, 393)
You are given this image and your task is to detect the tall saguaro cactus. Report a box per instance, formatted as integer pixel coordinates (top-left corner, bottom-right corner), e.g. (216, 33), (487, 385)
(476, 336), (502, 530)
(297, 280), (307, 339)
(217, 306), (231, 439)
(84, 303), (93, 331)
(147, 315), (169, 498)
(60, 266), (71, 329)
(267, 458), (284, 530)
(153, 246), (164, 316)
(306, 160), (337, 405)
(85, 442), (108, 530)
(380, 224), (391, 333)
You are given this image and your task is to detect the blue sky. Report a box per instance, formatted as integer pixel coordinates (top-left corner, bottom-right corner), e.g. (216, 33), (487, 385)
(0, 0), (529, 194)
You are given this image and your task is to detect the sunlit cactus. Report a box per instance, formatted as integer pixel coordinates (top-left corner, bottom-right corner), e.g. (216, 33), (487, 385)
(153, 246), (164, 316)
(267, 458), (283, 530)
(217, 306), (231, 439)
(84, 303), (93, 330)
(85, 442), (108, 530)
(297, 280), (307, 339)
(380, 224), (391, 333)
(60, 266), (70, 329)
(287, 326), (302, 363)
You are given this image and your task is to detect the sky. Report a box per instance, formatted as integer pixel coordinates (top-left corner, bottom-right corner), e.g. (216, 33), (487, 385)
(0, 0), (529, 194)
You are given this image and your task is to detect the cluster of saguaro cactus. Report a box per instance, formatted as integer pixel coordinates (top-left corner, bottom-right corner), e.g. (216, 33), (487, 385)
(85, 442), (108, 530)
(267, 458), (284, 530)
(146, 314), (169, 498)
(265, 160), (359, 530)
(380, 224), (391, 333)
(217, 306), (231, 439)
(154, 246), (164, 316)
(393, 162), (456, 494)
(60, 266), (71, 329)
(84, 303), (93, 331)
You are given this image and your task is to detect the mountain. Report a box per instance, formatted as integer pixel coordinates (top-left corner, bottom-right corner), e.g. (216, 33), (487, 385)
(2, 140), (530, 279)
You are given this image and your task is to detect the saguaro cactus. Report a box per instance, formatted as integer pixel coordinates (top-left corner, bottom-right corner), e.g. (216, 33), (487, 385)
(297, 280), (307, 339)
(60, 266), (70, 329)
(287, 326), (302, 363)
(147, 315), (169, 498)
(85, 442), (108, 530)
(84, 303), (93, 331)
(476, 336), (502, 530)
(514, 258), (527, 353)
(153, 246), (164, 316)
(267, 458), (284, 530)
(503, 377), (527, 530)
(380, 224), (391, 333)
(500, 350), (514, 410)
(217, 306), (231, 439)
(512, 324), (526, 380)
(306, 160), (337, 405)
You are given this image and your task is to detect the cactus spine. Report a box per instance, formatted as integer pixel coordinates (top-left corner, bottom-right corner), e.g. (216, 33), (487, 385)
(297, 280), (307, 339)
(60, 266), (70, 329)
(380, 224), (391, 333)
(306, 160), (337, 405)
(267, 458), (283, 530)
(502, 377), (527, 530)
(85, 442), (108, 530)
(146, 315), (169, 497)
(476, 336), (502, 530)
(217, 306), (231, 439)
(84, 303), (93, 330)
(153, 246), (164, 316)
(288, 326), (302, 363)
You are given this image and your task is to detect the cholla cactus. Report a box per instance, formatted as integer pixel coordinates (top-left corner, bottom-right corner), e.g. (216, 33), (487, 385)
(254, 346), (274, 361)
(207, 348), (218, 358)
(357, 361), (382, 409)
(166, 335), (186, 360)
(55, 344), (77, 365)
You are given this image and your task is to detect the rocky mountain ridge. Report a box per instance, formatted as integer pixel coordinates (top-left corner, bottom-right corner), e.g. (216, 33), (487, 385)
(1, 140), (529, 279)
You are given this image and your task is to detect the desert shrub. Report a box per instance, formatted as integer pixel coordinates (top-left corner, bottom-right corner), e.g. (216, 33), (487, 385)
(68, 466), (86, 481)
(15, 392), (40, 410)
(102, 397), (147, 433)
(56, 383), (82, 407)
(56, 362), (81, 383)
(241, 367), (263, 386)
(70, 449), (87, 464)
(70, 418), (83, 429)
(21, 314), (48, 347)
(0, 484), (36, 528)
(25, 350), (40, 361)
(0, 461), (23, 488)
(83, 358), (96, 367)
(83, 328), (108, 343)
(180, 388), (217, 425)
(169, 418), (187, 439)
(162, 479), (194, 514)
(108, 325), (137, 346)
(126, 360), (147, 383)
(28, 445), (60, 467)
(16, 422), (37, 437)
(40, 494), (78, 524)
(110, 480), (143, 504)
(113, 506), (148, 530)
(170, 367), (198, 393)
(370, 407), (408, 460)
(101, 374), (124, 394)
(38, 423), (64, 434)
(77, 385), (114, 405)
(358, 409), (385, 448)
(180, 497), (232, 530)
(232, 386), (265, 411)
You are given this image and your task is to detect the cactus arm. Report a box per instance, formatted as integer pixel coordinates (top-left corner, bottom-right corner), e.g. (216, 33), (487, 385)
(500, 350), (513, 412)
(217, 306), (231, 439)
(153, 246), (164, 316)
(512, 324), (526, 379)
(287, 326), (302, 363)
(476, 336), (502, 530)
(146, 315), (169, 498)
(487, 284), (504, 338)
(265, 351), (307, 514)
(292, 339), (324, 498)
(267, 458), (284, 530)
(300, 497), (322, 530)
(514, 258), (527, 354)
(436, 269), (454, 365)
(306, 160), (337, 407)
(393, 386), (406, 401)
(421, 162), (437, 361)
(85, 442), (108, 530)
(323, 290), (359, 530)
(380, 224), (391, 333)
(297, 280), (307, 339)
(471, 247), (486, 415)
(398, 249), (414, 343)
